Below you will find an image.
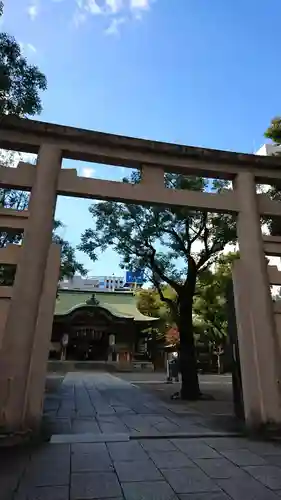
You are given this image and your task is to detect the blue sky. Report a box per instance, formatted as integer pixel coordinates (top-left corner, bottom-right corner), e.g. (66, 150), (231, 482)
(2, 0), (281, 276)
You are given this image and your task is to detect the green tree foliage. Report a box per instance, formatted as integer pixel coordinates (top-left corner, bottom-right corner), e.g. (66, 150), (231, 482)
(194, 252), (239, 372)
(0, 2), (47, 117)
(194, 251), (239, 338)
(265, 117), (281, 145)
(79, 171), (237, 399)
(264, 118), (281, 235)
(137, 288), (163, 318)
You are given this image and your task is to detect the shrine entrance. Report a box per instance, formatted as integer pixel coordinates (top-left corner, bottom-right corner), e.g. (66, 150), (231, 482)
(1, 116), (281, 433)
(51, 303), (137, 363)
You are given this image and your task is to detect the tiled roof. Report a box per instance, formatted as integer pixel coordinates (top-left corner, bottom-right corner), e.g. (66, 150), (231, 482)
(55, 289), (158, 322)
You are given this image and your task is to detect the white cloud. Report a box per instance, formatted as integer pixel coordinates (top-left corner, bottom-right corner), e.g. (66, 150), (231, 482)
(130, 0), (149, 10)
(19, 42), (37, 56)
(74, 0), (153, 32)
(105, 16), (125, 35)
(27, 43), (37, 53)
(81, 167), (95, 177)
(27, 3), (39, 20)
(106, 0), (123, 14)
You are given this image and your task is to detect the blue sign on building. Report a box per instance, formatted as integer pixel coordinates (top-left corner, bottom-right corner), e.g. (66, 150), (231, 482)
(125, 270), (144, 284)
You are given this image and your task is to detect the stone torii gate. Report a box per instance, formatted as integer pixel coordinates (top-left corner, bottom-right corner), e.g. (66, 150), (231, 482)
(1, 116), (281, 433)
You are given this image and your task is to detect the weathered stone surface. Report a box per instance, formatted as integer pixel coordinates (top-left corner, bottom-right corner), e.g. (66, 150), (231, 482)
(140, 439), (178, 453)
(194, 458), (247, 479)
(22, 461), (70, 488)
(149, 450), (195, 469)
(71, 419), (101, 434)
(244, 465), (281, 490)
(15, 485), (69, 500)
(122, 480), (177, 500)
(246, 441), (281, 456)
(203, 437), (250, 451)
(71, 442), (113, 473)
(71, 471), (122, 499)
(178, 493), (231, 500)
(161, 468), (220, 494)
(217, 477), (280, 500)
(107, 441), (149, 461)
(114, 460), (163, 482)
(172, 440), (220, 459)
(220, 449), (266, 466)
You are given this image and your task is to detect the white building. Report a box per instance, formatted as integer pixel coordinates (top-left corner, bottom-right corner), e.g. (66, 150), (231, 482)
(60, 275), (125, 291)
(255, 143), (281, 156)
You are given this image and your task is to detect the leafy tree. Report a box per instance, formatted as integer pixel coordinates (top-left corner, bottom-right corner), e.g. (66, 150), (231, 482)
(265, 117), (281, 145)
(137, 288), (162, 318)
(52, 220), (87, 281)
(79, 172), (237, 399)
(0, 4), (85, 282)
(0, 2), (47, 117)
(166, 325), (180, 348)
(264, 118), (281, 235)
(194, 252), (239, 372)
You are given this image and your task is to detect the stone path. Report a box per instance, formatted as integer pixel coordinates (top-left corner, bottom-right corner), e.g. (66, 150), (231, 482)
(3, 372), (281, 499)
(43, 372), (218, 437)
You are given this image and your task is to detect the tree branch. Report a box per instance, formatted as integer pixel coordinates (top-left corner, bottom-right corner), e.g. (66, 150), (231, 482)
(148, 246), (182, 294)
(152, 277), (178, 321)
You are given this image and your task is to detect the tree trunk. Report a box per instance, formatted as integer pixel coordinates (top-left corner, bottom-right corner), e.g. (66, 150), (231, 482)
(178, 294), (201, 400)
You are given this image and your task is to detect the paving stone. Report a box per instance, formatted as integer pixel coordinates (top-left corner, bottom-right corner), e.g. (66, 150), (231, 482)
(22, 462), (70, 488)
(172, 440), (221, 459)
(121, 415), (156, 433)
(141, 416), (172, 426)
(154, 422), (182, 433)
(114, 460), (163, 482)
(51, 433), (129, 444)
(265, 456), (281, 467)
(217, 476), (280, 500)
(71, 443), (113, 472)
(122, 480), (177, 500)
(75, 408), (96, 418)
(161, 467), (220, 494)
(244, 465), (281, 490)
(30, 445), (71, 466)
(194, 458), (247, 479)
(246, 441), (281, 456)
(203, 437), (250, 451)
(46, 418), (72, 435)
(99, 420), (129, 434)
(149, 450), (195, 469)
(220, 449), (266, 466)
(71, 471), (122, 499)
(15, 485), (69, 500)
(107, 441), (149, 461)
(72, 442), (108, 455)
(140, 439), (178, 453)
(2, 476), (24, 500)
(71, 419), (101, 434)
(178, 493), (231, 500)
(113, 406), (135, 414)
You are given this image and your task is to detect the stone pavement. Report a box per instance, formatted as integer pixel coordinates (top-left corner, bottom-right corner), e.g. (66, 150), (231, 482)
(2, 372), (281, 499)
(43, 372), (221, 437)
